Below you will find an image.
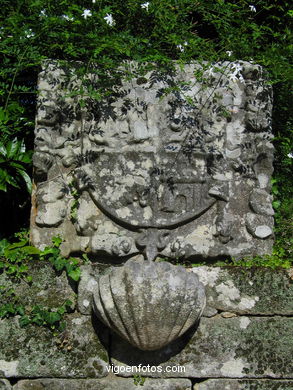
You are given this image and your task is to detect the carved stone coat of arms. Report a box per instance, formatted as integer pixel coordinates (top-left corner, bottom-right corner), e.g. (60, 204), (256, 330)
(31, 61), (274, 261)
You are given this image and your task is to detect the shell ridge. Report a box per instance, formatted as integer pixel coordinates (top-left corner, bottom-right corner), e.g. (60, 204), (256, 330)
(97, 275), (119, 331)
(109, 268), (133, 344)
(140, 264), (156, 350)
(176, 282), (205, 337)
(124, 263), (145, 349)
(166, 268), (188, 343)
(93, 278), (111, 328)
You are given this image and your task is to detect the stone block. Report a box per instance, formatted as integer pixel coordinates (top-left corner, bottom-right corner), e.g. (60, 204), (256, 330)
(192, 266), (293, 315)
(0, 260), (76, 311)
(0, 314), (108, 378)
(13, 378), (192, 390)
(194, 379), (293, 390)
(110, 317), (293, 378)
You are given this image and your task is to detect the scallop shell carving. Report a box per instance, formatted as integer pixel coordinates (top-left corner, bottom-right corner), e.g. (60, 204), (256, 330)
(92, 257), (206, 351)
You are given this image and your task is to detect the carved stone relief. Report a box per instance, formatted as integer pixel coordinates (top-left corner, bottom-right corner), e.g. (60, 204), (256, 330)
(31, 60), (274, 260)
(93, 256), (206, 350)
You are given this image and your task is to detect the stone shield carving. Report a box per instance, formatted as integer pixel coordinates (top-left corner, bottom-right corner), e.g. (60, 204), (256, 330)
(31, 60), (274, 259)
(92, 257), (206, 350)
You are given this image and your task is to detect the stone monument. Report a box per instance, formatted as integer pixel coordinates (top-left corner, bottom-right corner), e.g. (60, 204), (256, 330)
(30, 60), (274, 349)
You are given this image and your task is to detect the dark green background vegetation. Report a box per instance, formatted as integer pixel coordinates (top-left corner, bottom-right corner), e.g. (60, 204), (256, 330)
(0, 0), (292, 264)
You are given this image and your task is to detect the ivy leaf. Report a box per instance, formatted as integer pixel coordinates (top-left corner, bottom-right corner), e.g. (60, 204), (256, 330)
(19, 315), (31, 327)
(68, 268), (81, 281)
(52, 236), (63, 248)
(52, 256), (67, 271)
(45, 311), (61, 325)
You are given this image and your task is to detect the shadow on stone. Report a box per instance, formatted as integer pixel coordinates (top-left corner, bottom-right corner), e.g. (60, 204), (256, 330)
(92, 311), (200, 365)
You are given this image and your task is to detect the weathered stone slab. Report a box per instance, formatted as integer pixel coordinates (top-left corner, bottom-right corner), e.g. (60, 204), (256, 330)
(110, 317), (293, 378)
(0, 314), (108, 378)
(194, 379), (293, 390)
(0, 261), (76, 311)
(0, 380), (11, 390)
(31, 60), (274, 260)
(192, 266), (293, 315)
(14, 378), (192, 390)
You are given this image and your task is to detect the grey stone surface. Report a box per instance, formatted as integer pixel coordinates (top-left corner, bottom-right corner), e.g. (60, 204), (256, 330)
(31, 60), (274, 260)
(194, 379), (293, 390)
(13, 378), (192, 390)
(111, 317), (293, 378)
(249, 189), (274, 216)
(0, 260), (76, 311)
(191, 267), (293, 315)
(77, 265), (99, 315)
(0, 379), (11, 390)
(0, 314), (108, 378)
(246, 213), (273, 239)
(93, 257), (205, 350)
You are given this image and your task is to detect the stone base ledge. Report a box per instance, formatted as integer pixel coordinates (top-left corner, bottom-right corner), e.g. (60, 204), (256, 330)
(4, 378), (293, 390)
(12, 378), (192, 390)
(194, 379), (293, 389)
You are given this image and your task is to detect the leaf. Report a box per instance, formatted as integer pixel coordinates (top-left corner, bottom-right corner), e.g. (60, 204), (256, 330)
(6, 240), (28, 250)
(68, 267), (81, 281)
(6, 138), (20, 159)
(53, 256), (67, 271)
(5, 174), (20, 189)
(64, 299), (73, 307)
(58, 305), (66, 315)
(0, 181), (7, 192)
(52, 236), (63, 248)
(0, 239), (10, 254)
(0, 108), (9, 124)
(40, 246), (57, 257)
(21, 246), (41, 255)
(0, 143), (7, 157)
(18, 151), (32, 164)
(19, 315), (31, 327)
(273, 200), (281, 209)
(15, 168), (32, 193)
(26, 275), (33, 283)
(16, 306), (25, 316)
(45, 311), (61, 325)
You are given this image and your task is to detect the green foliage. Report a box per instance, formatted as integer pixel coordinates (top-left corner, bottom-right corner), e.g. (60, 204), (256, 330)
(0, 286), (25, 319)
(0, 284), (72, 333)
(40, 236), (81, 282)
(214, 247), (292, 269)
(19, 299), (73, 332)
(133, 374), (146, 386)
(0, 232), (76, 333)
(0, 232), (81, 282)
(0, 230), (39, 281)
(0, 138), (32, 193)
(69, 183), (80, 223)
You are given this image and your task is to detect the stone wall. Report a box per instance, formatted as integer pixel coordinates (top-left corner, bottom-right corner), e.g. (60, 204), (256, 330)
(1, 264), (292, 389)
